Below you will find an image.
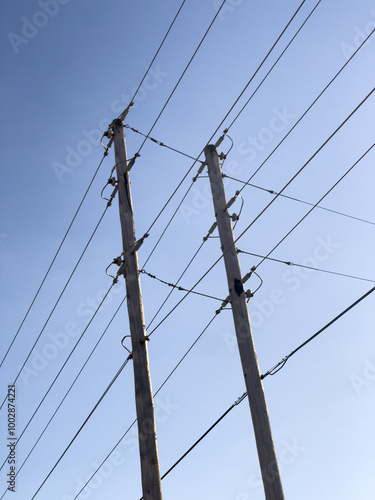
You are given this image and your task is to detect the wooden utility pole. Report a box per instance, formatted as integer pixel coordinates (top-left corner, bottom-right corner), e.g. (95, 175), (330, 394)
(204, 144), (284, 500)
(112, 119), (163, 500)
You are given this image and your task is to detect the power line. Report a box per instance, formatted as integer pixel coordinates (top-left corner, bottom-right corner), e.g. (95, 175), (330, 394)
(134, 0), (228, 156)
(261, 286), (375, 379)
(251, 142), (375, 271)
(237, 249), (375, 284)
(118, 0), (188, 120)
(234, 28), (375, 195)
(0, 143), (113, 370)
(226, 0), (322, 132)
(0, 294), (127, 496)
(140, 269), (224, 301)
(0, 282), (116, 471)
(223, 174), (375, 227)
(125, 124), (205, 163)
(231, 87), (375, 251)
(30, 356), (131, 500)
(0, 201), (115, 411)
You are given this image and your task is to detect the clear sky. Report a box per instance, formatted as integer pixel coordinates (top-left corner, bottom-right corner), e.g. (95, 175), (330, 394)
(1, 0), (374, 499)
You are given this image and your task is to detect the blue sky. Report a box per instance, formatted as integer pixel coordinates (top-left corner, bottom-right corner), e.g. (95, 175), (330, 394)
(1, 0), (375, 499)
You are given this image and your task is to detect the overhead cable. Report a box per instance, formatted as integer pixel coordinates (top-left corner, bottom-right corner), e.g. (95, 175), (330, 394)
(261, 286), (375, 379)
(0, 295), (127, 493)
(0, 283), (116, 471)
(30, 357), (131, 500)
(251, 142), (375, 271)
(118, 0), (188, 120)
(0, 203), (114, 411)
(0, 143), (112, 371)
(234, 28), (375, 194)
(223, 174), (375, 227)
(237, 249), (375, 284)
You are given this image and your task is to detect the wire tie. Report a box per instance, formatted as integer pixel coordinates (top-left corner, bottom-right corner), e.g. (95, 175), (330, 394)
(234, 392), (247, 406)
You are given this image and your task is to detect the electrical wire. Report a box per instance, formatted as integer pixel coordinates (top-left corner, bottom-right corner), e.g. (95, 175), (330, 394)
(205, 0), (311, 143)
(118, 0), (188, 119)
(125, 124), (205, 163)
(0, 145), (112, 370)
(0, 295), (128, 497)
(139, 392), (248, 499)
(261, 286), (375, 379)
(140, 269), (224, 301)
(0, 282), (116, 471)
(223, 174), (375, 227)
(30, 356), (131, 500)
(0, 203), (113, 411)
(237, 249), (375, 284)
(134, 0), (228, 156)
(234, 28), (375, 195)
(225, 0), (322, 132)
(251, 142), (375, 272)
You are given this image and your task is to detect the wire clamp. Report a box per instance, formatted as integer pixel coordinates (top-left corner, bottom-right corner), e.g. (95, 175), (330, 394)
(234, 392), (248, 405)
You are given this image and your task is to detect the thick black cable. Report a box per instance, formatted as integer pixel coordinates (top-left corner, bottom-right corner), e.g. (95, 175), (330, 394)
(0, 295), (128, 496)
(30, 356), (131, 500)
(261, 286), (375, 379)
(223, 174), (375, 227)
(118, 0), (187, 119)
(0, 205), (111, 411)
(235, 28), (375, 194)
(138, 392), (248, 499)
(0, 149), (111, 370)
(252, 142), (375, 271)
(237, 250), (375, 284)
(0, 283), (116, 471)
